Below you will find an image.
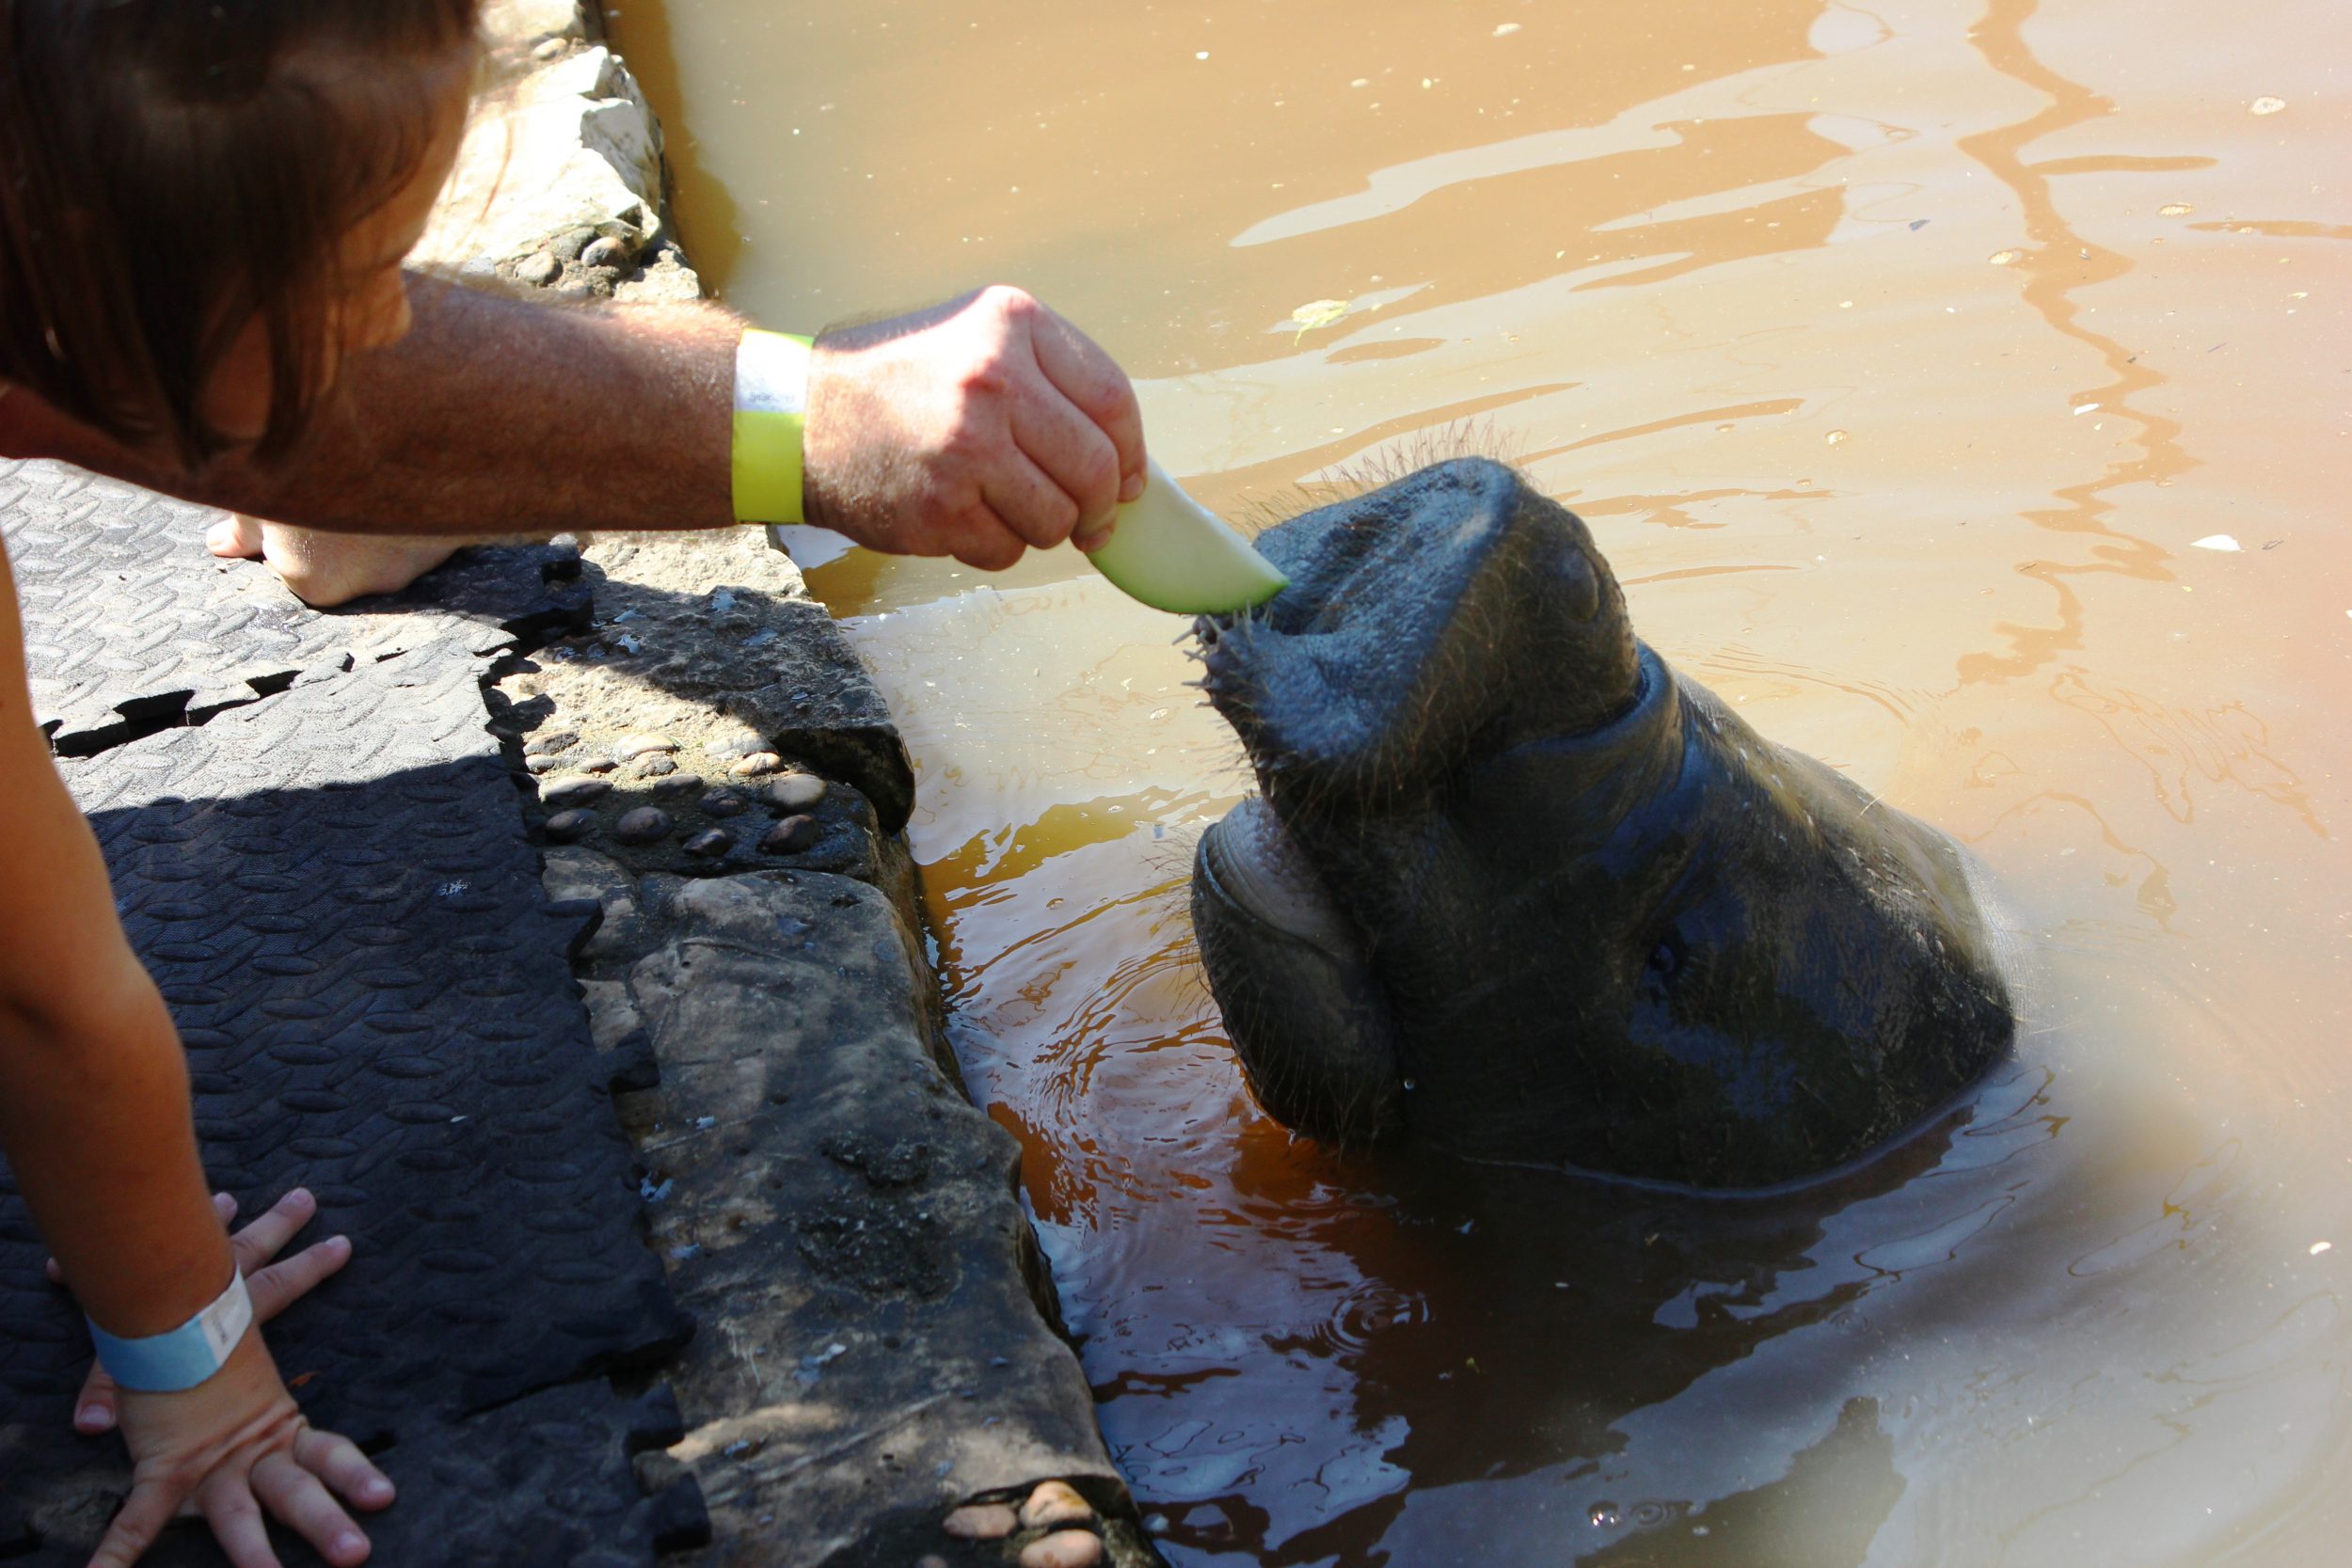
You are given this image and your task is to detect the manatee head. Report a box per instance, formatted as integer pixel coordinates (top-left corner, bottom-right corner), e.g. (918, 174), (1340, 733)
(1189, 458), (2011, 1189)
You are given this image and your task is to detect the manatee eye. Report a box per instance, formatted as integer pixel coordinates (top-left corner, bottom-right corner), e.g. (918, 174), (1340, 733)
(1643, 933), (1688, 994)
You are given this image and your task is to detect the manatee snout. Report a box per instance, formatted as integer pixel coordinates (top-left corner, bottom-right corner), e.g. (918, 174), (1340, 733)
(1187, 457), (2013, 1189)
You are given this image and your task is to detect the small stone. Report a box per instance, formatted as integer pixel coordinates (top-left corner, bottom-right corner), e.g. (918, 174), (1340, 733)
(635, 753), (678, 777)
(580, 755), (618, 774)
(650, 773), (704, 799)
(524, 753), (565, 775)
(1019, 1530), (1104, 1568)
(942, 1504), (1016, 1542)
(613, 807), (672, 845)
(1019, 1481), (1093, 1532)
(549, 225), (599, 262)
(580, 234), (631, 270)
(614, 734), (679, 761)
(542, 776), (612, 808)
(544, 810), (595, 844)
(552, 272), (593, 299)
(703, 731), (767, 760)
(766, 772), (826, 811)
(514, 250), (560, 286)
(702, 789), (748, 818)
(523, 730), (580, 756)
(760, 815), (820, 854)
(681, 829), (730, 858)
(729, 751), (785, 778)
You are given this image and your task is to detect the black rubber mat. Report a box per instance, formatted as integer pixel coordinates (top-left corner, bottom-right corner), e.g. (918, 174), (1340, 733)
(0, 458), (588, 754)
(0, 490), (693, 1564)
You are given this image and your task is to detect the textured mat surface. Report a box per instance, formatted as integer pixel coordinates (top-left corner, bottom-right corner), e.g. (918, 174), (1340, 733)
(0, 482), (693, 1565)
(0, 459), (588, 753)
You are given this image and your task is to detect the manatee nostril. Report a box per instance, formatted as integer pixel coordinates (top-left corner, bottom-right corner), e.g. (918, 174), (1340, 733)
(1550, 543), (1603, 624)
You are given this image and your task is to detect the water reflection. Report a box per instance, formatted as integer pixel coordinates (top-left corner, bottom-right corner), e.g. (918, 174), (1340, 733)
(1952, 0), (2185, 688)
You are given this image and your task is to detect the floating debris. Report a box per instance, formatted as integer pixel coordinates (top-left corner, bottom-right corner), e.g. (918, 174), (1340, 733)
(2250, 96), (2287, 116)
(2159, 202), (2194, 216)
(2074, 402), (2102, 416)
(1825, 429), (1849, 445)
(1290, 297), (1350, 342)
(1494, 21), (1522, 35)
(2190, 534), (2242, 552)
(2312, 1241), (2333, 1256)
(1988, 248), (2024, 266)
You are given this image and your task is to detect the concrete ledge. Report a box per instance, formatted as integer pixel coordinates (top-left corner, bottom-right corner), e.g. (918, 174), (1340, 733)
(436, 8), (1159, 1566)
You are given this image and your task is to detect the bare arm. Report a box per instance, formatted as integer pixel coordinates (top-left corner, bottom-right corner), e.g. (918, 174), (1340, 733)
(0, 280), (1146, 566)
(0, 551), (229, 1335)
(0, 549), (391, 1568)
(0, 281), (742, 535)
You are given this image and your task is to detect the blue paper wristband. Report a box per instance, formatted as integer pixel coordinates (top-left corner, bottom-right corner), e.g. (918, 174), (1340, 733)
(87, 1269), (253, 1392)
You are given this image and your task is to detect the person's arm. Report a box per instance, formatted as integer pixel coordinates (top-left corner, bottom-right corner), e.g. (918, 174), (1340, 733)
(0, 281), (1146, 569)
(0, 546), (390, 1568)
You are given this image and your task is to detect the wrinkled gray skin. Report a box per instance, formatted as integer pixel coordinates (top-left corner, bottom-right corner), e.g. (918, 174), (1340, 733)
(1190, 459), (2011, 1189)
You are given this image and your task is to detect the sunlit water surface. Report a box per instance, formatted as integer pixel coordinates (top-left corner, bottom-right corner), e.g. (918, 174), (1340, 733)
(612, 1), (2352, 1561)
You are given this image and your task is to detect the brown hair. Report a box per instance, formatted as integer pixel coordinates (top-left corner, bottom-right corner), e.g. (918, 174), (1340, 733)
(0, 0), (482, 469)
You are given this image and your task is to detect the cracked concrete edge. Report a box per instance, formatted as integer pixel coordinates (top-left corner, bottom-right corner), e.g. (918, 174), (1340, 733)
(416, 0), (704, 302)
(421, 13), (1157, 1567)
(540, 853), (1156, 1568)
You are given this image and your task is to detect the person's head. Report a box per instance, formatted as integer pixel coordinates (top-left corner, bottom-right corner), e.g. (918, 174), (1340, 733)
(0, 0), (482, 471)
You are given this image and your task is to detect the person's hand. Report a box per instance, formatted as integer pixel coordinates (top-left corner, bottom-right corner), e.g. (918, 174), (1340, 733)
(803, 286), (1146, 568)
(47, 1189), (354, 1437)
(46, 1189), (394, 1568)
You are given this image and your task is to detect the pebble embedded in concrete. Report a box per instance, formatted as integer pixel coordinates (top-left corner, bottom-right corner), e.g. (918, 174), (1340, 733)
(544, 809), (595, 844)
(523, 730), (580, 756)
(761, 815), (819, 854)
(580, 234), (631, 269)
(942, 1504), (1016, 1541)
(1019, 1481), (1094, 1532)
(1019, 1529), (1104, 1568)
(614, 806), (672, 845)
(766, 772), (826, 811)
(729, 751), (784, 777)
(702, 789), (747, 818)
(543, 776), (612, 808)
(580, 756), (618, 774)
(681, 829), (730, 858)
(615, 733), (679, 761)
(703, 730), (766, 760)
(525, 753), (565, 774)
(636, 753), (678, 777)
(651, 773), (703, 799)
(514, 250), (560, 286)
(548, 225), (598, 261)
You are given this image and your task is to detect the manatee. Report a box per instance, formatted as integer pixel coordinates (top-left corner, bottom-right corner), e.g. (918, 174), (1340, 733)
(1188, 458), (2011, 1189)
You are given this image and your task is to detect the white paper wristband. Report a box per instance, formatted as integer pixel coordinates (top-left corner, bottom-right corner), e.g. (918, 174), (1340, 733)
(87, 1269), (254, 1392)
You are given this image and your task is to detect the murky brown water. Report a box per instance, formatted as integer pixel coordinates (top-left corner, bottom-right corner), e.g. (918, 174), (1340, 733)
(611, 1), (2352, 1560)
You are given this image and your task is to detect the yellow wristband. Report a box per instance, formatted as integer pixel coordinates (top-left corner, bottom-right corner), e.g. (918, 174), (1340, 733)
(731, 329), (815, 524)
